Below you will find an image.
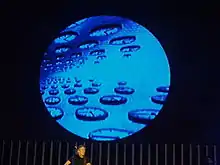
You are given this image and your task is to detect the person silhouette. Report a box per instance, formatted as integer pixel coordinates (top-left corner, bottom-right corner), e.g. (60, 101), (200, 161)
(64, 145), (92, 165)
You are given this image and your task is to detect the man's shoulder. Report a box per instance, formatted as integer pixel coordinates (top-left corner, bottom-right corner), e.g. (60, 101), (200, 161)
(85, 156), (90, 162)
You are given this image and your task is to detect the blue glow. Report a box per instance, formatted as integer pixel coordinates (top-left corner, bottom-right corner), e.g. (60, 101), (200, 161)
(40, 16), (170, 141)
(54, 33), (78, 44)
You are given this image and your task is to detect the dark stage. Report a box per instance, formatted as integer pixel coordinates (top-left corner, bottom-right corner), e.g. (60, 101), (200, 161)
(4, 0), (219, 144)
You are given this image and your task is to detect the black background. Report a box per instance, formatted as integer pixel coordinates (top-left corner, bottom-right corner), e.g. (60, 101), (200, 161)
(4, 0), (219, 143)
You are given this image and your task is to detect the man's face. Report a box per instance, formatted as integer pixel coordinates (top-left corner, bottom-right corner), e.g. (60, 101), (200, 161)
(77, 146), (86, 156)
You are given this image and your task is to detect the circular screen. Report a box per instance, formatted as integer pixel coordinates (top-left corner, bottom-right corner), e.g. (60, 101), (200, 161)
(40, 16), (170, 141)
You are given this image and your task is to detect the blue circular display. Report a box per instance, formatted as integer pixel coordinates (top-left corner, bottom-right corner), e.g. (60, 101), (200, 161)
(40, 16), (170, 141)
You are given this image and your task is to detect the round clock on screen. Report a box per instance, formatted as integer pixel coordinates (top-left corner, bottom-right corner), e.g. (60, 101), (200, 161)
(128, 109), (160, 124)
(40, 15), (170, 141)
(48, 107), (64, 120)
(75, 107), (108, 121)
(88, 128), (134, 141)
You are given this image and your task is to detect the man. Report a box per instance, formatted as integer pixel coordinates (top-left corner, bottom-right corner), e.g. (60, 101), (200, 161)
(64, 145), (91, 165)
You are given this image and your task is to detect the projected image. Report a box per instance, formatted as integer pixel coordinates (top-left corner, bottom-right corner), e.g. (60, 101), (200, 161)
(40, 16), (170, 141)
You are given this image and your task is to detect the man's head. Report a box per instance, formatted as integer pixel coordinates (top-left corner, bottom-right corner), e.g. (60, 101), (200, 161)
(76, 145), (86, 158)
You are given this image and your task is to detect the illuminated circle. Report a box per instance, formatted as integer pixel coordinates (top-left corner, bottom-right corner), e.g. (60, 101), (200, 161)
(77, 40), (98, 49)
(56, 61), (62, 65)
(109, 36), (136, 45)
(128, 109), (160, 124)
(89, 24), (122, 37)
(64, 88), (76, 95)
(92, 82), (102, 87)
(47, 107), (64, 120)
(96, 55), (107, 60)
(84, 87), (99, 94)
(151, 95), (167, 104)
(156, 86), (169, 93)
(54, 31), (78, 44)
(66, 59), (73, 65)
(68, 95), (88, 105)
(40, 16), (171, 141)
(100, 95), (127, 105)
(71, 52), (83, 58)
(94, 60), (99, 64)
(44, 96), (61, 105)
(114, 87), (135, 95)
(75, 107), (108, 121)
(49, 89), (59, 95)
(89, 49), (105, 56)
(88, 128), (134, 141)
(51, 84), (58, 89)
(74, 83), (82, 87)
(61, 84), (69, 89)
(118, 81), (127, 86)
(42, 58), (51, 64)
(120, 45), (141, 52)
(55, 46), (70, 54)
(45, 62), (53, 67)
(123, 53), (131, 57)
(56, 54), (65, 60)
(66, 18), (88, 29)
(41, 85), (48, 90)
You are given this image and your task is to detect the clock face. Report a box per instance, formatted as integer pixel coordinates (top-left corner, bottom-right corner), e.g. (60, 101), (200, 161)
(47, 107), (64, 120)
(44, 96), (61, 105)
(66, 18), (88, 30)
(156, 86), (169, 93)
(151, 95), (168, 104)
(68, 95), (88, 105)
(114, 87), (135, 95)
(99, 95), (128, 105)
(78, 41), (99, 49)
(55, 46), (70, 54)
(49, 89), (59, 95)
(120, 45), (141, 53)
(88, 128), (134, 141)
(64, 88), (76, 95)
(84, 87), (99, 94)
(54, 32), (79, 44)
(109, 36), (136, 45)
(128, 109), (160, 124)
(75, 106), (108, 121)
(40, 16), (170, 141)
(89, 24), (122, 37)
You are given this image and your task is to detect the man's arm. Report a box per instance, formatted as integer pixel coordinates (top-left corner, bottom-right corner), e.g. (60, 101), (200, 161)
(64, 160), (71, 165)
(64, 155), (74, 165)
(85, 157), (91, 165)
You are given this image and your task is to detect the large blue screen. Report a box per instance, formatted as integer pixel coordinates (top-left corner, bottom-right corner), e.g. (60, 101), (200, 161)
(40, 16), (170, 141)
